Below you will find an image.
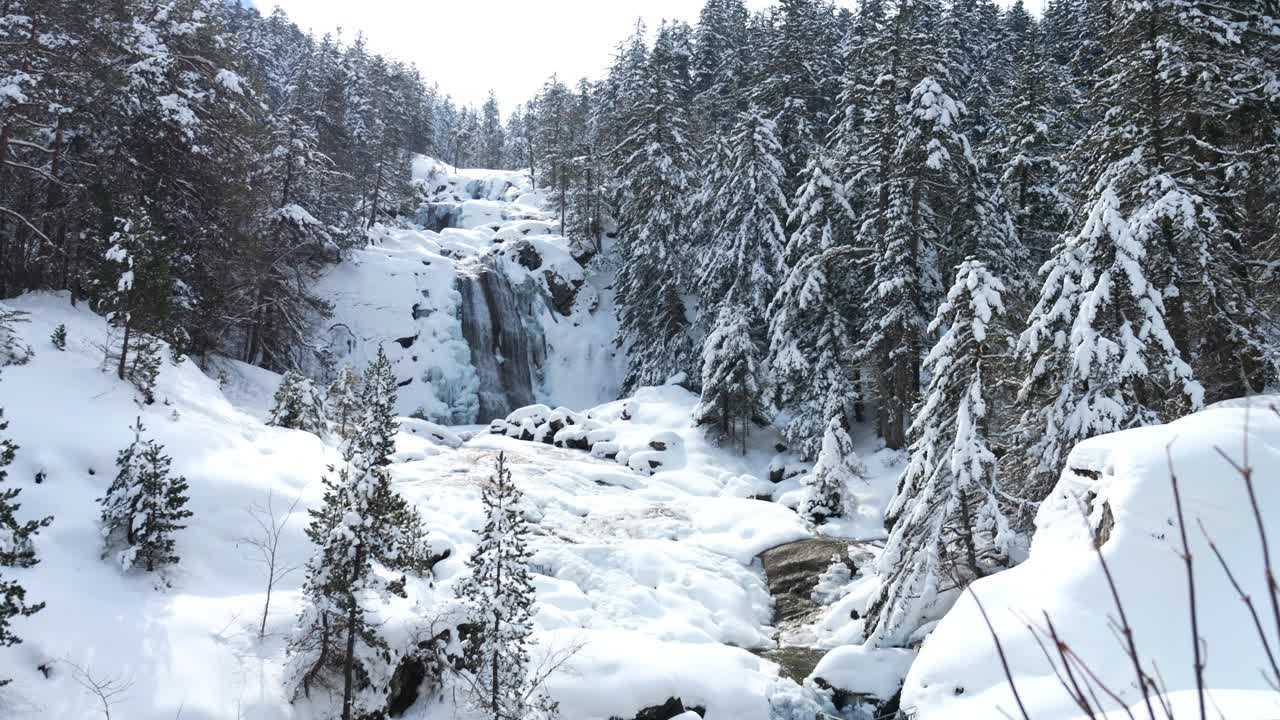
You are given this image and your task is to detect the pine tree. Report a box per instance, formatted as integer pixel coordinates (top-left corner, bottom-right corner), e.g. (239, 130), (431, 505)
(98, 209), (178, 386)
(613, 24), (700, 392)
(864, 260), (1014, 647)
(0, 408), (51, 680)
(354, 347), (398, 466)
(98, 418), (193, 573)
(1012, 0), (1273, 503)
(694, 306), (767, 454)
(798, 417), (864, 525)
(326, 366), (363, 441)
(268, 370), (326, 434)
(0, 308), (31, 367)
(768, 151), (861, 458)
(457, 453), (555, 720)
(50, 324), (67, 351)
(697, 109), (789, 327)
(480, 91), (505, 169)
(287, 459), (409, 719)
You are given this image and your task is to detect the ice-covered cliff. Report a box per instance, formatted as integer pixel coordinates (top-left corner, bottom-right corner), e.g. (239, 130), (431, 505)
(312, 158), (623, 424)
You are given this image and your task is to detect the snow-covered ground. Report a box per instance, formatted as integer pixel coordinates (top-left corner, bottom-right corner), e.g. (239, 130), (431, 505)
(0, 291), (883, 719)
(902, 402), (1280, 719)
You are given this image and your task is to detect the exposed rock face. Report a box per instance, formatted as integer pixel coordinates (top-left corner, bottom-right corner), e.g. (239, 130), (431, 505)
(607, 697), (706, 720)
(456, 257), (547, 422)
(758, 538), (852, 625)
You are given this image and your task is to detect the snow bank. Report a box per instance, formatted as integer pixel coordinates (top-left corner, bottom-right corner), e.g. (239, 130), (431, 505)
(903, 403), (1280, 719)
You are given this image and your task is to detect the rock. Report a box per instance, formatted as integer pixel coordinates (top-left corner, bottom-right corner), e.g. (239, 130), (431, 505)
(543, 269), (582, 316)
(758, 538), (853, 625)
(755, 646), (827, 684)
(608, 697), (706, 720)
(514, 240), (543, 270)
(806, 644), (915, 716)
(591, 441), (621, 460)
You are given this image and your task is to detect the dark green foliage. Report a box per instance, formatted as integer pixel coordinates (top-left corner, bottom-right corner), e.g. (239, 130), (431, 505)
(0, 409), (52, 682)
(50, 324), (67, 351)
(98, 418), (193, 573)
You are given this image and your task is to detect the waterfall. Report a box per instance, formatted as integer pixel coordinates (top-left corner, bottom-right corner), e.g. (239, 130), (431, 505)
(456, 256), (548, 422)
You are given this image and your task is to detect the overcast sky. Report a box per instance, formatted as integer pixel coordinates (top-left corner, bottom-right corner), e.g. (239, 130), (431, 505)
(255, 0), (1044, 110)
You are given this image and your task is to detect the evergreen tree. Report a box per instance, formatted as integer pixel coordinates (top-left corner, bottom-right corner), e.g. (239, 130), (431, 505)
(0, 408), (51, 678)
(98, 418), (193, 573)
(326, 366), (363, 441)
(697, 110), (789, 327)
(768, 151), (861, 458)
(457, 453), (555, 720)
(798, 417), (863, 525)
(98, 209), (179, 386)
(269, 370), (326, 434)
(694, 306), (767, 454)
(354, 347), (398, 466)
(480, 91), (505, 169)
(613, 24), (700, 392)
(0, 308), (32, 367)
(287, 337), (424, 717)
(287, 458), (408, 719)
(864, 260), (1014, 647)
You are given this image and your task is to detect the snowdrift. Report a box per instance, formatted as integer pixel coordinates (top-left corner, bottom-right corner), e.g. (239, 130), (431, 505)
(903, 402), (1280, 719)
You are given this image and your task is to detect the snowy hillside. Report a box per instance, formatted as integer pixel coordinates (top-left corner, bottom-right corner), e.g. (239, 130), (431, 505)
(0, 291), (900, 720)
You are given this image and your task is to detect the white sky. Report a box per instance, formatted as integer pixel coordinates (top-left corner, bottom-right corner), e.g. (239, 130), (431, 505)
(255, 0), (1043, 110)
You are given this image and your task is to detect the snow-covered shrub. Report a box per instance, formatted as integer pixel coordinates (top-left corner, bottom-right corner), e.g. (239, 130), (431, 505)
(811, 554), (853, 606)
(0, 307), (32, 368)
(798, 418), (864, 525)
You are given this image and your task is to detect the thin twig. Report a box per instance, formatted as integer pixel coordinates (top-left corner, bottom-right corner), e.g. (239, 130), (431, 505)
(969, 588), (1031, 720)
(1167, 440), (1207, 720)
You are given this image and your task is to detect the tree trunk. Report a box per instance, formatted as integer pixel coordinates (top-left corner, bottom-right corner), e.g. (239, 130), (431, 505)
(342, 586), (359, 720)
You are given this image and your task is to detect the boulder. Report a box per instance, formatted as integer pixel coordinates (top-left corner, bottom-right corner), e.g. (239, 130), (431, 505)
(607, 697), (706, 720)
(758, 538), (853, 625)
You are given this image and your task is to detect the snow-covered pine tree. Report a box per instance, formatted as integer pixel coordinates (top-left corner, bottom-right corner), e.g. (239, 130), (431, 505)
(694, 305), (767, 454)
(798, 417), (864, 525)
(0, 308), (31, 367)
(691, 0), (750, 133)
(242, 106), (337, 371)
(287, 457), (409, 720)
(326, 366), (363, 441)
(98, 418), (193, 573)
(864, 259), (1014, 647)
(992, 12), (1070, 273)
(480, 91), (505, 169)
(768, 151), (861, 458)
(1012, 0), (1275, 503)
(50, 324), (67, 351)
(97, 209), (178, 385)
(354, 347), (399, 467)
(269, 371), (327, 434)
(749, 0), (841, 195)
(457, 453), (555, 720)
(0, 408), (51, 675)
(288, 360), (416, 716)
(612, 23), (700, 392)
(698, 109), (789, 327)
